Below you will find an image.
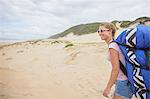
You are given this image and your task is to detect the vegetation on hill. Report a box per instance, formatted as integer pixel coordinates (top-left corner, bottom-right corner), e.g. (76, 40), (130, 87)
(50, 23), (102, 38)
(120, 21), (131, 28)
(49, 17), (150, 39)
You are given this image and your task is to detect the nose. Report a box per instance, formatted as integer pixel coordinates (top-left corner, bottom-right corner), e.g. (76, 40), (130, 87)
(98, 31), (102, 35)
(97, 30), (101, 34)
(98, 31), (103, 37)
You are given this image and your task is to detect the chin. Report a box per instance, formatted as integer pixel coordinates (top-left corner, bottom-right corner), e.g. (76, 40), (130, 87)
(100, 37), (105, 40)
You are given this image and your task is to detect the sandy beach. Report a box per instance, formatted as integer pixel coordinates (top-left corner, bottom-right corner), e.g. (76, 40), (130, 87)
(0, 0), (149, 98)
(0, 33), (136, 99)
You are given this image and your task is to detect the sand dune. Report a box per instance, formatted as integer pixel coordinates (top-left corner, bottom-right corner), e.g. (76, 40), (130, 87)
(0, 36), (136, 99)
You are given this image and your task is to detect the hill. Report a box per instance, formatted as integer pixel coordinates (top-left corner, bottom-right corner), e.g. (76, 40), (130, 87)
(49, 17), (150, 39)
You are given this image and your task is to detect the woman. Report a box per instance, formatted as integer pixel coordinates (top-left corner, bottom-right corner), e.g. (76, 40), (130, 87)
(98, 22), (133, 99)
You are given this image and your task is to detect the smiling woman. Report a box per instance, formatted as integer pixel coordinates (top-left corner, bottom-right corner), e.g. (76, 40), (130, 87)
(98, 23), (116, 42)
(97, 22), (133, 99)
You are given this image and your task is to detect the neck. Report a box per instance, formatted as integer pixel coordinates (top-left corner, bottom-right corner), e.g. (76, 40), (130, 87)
(105, 38), (113, 45)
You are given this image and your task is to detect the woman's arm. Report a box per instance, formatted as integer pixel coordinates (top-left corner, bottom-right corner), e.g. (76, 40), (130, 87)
(103, 48), (120, 97)
(106, 48), (120, 88)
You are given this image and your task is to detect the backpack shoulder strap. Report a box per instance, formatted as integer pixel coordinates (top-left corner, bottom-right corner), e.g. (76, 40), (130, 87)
(119, 60), (128, 77)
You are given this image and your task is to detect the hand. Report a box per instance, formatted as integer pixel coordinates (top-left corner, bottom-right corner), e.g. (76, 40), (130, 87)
(103, 87), (111, 98)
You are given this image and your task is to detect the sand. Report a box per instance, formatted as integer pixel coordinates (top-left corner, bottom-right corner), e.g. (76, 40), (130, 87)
(0, 32), (136, 99)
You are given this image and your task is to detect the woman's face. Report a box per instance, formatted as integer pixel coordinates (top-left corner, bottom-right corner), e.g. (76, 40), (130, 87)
(98, 26), (112, 40)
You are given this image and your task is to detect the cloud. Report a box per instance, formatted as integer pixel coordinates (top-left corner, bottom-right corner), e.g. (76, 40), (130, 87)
(0, 0), (150, 40)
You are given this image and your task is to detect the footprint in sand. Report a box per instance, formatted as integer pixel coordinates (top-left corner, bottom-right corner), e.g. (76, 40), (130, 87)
(5, 57), (13, 60)
(23, 93), (33, 96)
(65, 51), (80, 64)
(88, 88), (97, 94)
(17, 50), (24, 53)
(55, 80), (62, 85)
(78, 83), (84, 89)
(2, 53), (5, 56)
(32, 58), (38, 61)
(80, 91), (90, 99)
(0, 81), (6, 86)
(0, 94), (9, 99)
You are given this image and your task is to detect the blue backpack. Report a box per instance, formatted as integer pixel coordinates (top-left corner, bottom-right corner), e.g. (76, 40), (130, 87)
(114, 25), (150, 99)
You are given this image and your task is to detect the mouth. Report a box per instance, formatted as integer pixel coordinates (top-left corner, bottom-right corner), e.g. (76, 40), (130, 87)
(99, 34), (104, 37)
(99, 34), (105, 40)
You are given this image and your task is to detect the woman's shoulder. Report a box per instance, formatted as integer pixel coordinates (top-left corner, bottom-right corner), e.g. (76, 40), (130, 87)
(108, 42), (120, 52)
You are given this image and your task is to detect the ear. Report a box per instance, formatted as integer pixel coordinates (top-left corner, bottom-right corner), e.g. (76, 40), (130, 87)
(109, 29), (113, 33)
(109, 30), (113, 36)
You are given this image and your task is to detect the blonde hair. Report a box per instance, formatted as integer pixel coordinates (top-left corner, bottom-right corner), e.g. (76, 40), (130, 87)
(100, 22), (116, 38)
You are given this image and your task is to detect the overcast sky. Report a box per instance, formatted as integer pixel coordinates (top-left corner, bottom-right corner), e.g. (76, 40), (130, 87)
(0, 0), (150, 40)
